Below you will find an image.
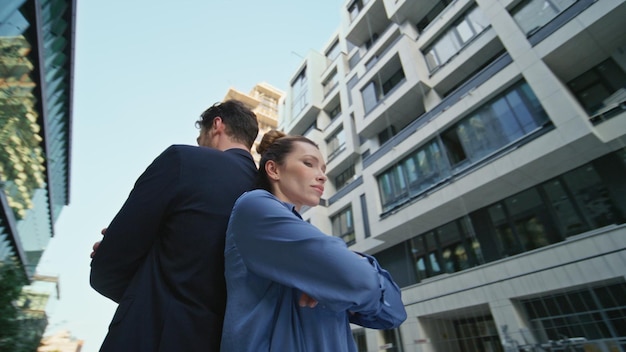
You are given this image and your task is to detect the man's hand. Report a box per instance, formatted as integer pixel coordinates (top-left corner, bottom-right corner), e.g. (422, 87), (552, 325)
(90, 228), (106, 259)
(298, 292), (318, 308)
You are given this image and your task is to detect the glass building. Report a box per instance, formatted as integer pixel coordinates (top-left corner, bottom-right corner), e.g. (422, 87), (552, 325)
(280, 0), (626, 350)
(0, 0), (75, 279)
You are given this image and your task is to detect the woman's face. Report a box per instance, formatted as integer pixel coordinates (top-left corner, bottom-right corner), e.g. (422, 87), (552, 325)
(270, 141), (327, 211)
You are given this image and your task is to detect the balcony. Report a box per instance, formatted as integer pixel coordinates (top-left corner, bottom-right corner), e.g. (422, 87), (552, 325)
(429, 28), (503, 95)
(540, 1), (626, 87)
(345, 0), (390, 49)
(382, 0), (444, 26)
(355, 43), (431, 140)
(282, 52), (327, 135)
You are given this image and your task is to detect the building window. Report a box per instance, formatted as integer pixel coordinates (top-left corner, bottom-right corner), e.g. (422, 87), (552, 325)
(417, 0), (453, 32)
(511, 0), (577, 37)
(348, 0), (369, 22)
(521, 281), (626, 350)
(328, 102), (342, 120)
(419, 310), (502, 352)
(291, 67), (308, 116)
(488, 187), (561, 257)
(378, 164), (408, 212)
(325, 39), (341, 62)
(378, 125), (397, 145)
(409, 217), (482, 282)
(378, 81), (549, 214)
(438, 221), (475, 273)
(454, 315), (503, 352)
(364, 32), (379, 50)
(542, 178), (588, 237)
(322, 69), (338, 97)
(375, 148), (626, 287)
(378, 139), (450, 212)
(401, 140), (449, 194)
(352, 329), (368, 352)
(377, 329), (403, 352)
(326, 127), (346, 161)
(560, 163), (624, 229)
(331, 207), (355, 245)
(362, 80), (381, 113)
(382, 68), (405, 96)
(347, 75), (359, 106)
(442, 81), (549, 170)
(362, 66), (405, 113)
(334, 164), (356, 189)
(480, 153), (625, 260)
(424, 6), (489, 72)
(256, 92), (279, 117)
(410, 232), (444, 281)
(567, 58), (626, 117)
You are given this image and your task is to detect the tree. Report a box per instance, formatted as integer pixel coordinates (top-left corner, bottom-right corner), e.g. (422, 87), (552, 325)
(0, 258), (29, 351)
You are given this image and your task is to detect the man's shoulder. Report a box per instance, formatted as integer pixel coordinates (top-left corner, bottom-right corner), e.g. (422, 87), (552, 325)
(161, 144), (230, 161)
(166, 144), (210, 154)
(157, 144), (201, 158)
(166, 144), (252, 160)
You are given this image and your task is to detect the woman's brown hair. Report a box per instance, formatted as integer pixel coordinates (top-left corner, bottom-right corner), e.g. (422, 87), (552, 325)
(256, 130), (318, 192)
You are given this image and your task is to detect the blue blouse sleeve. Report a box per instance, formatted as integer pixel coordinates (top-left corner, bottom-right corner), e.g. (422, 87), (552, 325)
(348, 253), (407, 329)
(230, 190), (406, 328)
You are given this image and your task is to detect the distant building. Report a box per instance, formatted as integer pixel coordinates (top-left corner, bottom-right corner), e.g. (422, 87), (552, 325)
(14, 289), (49, 350)
(38, 330), (84, 352)
(280, 0), (626, 351)
(224, 82), (284, 164)
(0, 0), (76, 347)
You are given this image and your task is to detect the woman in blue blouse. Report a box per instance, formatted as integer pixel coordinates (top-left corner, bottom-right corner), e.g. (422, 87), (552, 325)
(221, 130), (406, 352)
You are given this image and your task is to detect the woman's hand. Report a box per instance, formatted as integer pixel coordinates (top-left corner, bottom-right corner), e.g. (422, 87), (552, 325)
(298, 292), (318, 308)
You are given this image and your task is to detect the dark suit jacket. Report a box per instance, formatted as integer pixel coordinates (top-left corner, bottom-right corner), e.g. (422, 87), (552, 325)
(90, 145), (257, 352)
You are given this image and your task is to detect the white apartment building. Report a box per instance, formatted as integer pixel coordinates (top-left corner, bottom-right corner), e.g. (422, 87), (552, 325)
(224, 82), (284, 164)
(279, 0), (626, 351)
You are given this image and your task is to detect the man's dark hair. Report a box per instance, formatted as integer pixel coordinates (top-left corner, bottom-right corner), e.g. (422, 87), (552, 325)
(196, 100), (259, 149)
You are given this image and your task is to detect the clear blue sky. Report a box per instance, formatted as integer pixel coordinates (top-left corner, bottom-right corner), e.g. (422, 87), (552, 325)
(36, 1), (342, 350)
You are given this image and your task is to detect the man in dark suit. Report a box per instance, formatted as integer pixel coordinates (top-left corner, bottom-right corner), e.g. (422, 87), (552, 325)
(90, 99), (258, 351)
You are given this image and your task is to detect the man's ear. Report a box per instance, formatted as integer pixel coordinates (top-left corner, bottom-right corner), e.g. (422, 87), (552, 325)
(265, 160), (279, 181)
(212, 116), (225, 133)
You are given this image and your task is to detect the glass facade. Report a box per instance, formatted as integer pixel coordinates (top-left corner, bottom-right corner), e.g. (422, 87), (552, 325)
(424, 6), (489, 72)
(454, 315), (502, 352)
(0, 0), (74, 275)
(378, 80), (550, 213)
(511, 0), (577, 36)
(567, 57), (626, 120)
(374, 148), (626, 286)
(421, 312), (502, 352)
(521, 281), (626, 351)
(283, 0), (626, 349)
